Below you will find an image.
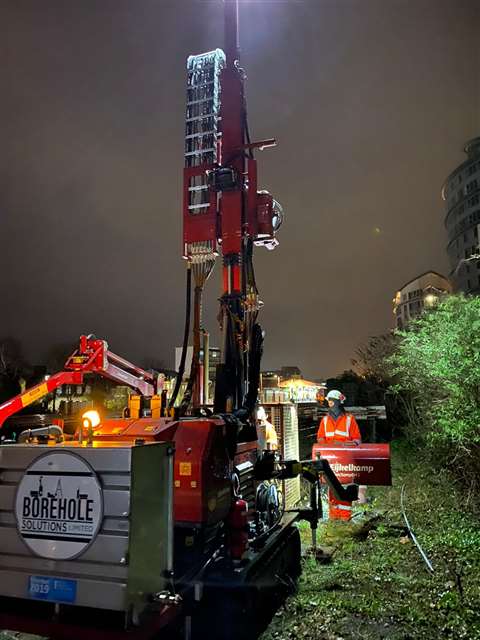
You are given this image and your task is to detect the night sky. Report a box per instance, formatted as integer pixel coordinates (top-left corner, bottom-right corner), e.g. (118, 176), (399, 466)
(1, 0), (479, 379)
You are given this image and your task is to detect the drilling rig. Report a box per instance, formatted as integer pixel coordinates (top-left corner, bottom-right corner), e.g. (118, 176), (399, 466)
(0, 3), (357, 639)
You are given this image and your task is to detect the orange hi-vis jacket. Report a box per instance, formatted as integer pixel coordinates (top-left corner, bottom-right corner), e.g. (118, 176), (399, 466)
(316, 413), (361, 443)
(317, 413), (362, 520)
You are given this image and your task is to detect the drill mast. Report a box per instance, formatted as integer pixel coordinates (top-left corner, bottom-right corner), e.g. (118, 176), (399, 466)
(181, 0), (282, 417)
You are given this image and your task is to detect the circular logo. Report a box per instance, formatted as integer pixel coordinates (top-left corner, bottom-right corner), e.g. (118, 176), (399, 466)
(15, 451), (103, 560)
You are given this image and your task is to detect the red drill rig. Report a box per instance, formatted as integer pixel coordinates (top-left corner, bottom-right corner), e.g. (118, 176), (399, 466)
(0, 3), (357, 639)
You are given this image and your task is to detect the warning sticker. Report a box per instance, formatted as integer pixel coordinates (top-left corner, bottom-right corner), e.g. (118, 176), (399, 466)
(21, 383), (49, 408)
(179, 462), (192, 476)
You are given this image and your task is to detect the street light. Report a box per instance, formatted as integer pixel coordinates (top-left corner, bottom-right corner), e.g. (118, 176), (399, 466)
(424, 293), (437, 307)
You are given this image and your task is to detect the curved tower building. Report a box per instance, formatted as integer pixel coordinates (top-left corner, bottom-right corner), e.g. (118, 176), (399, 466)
(442, 138), (480, 294)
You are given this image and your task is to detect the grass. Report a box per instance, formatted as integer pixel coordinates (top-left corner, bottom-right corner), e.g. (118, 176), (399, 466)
(261, 440), (480, 640)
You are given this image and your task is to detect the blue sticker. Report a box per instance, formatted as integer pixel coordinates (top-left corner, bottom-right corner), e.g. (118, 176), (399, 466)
(28, 576), (77, 603)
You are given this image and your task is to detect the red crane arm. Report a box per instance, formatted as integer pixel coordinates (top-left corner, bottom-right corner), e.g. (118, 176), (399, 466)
(0, 371), (83, 430)
(65, 335), (158, 396)
(0, 335), (160, 430)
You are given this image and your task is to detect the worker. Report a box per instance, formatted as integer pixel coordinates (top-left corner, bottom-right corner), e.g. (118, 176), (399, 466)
(317, 389), (363, 521)
(256, 406), (278, 451)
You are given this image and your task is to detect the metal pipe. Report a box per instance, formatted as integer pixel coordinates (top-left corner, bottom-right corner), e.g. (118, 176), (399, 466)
(224, 0), (240, 65)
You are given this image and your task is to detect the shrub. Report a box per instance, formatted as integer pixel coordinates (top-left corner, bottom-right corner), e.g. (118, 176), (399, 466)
(389, 294), (480, 499)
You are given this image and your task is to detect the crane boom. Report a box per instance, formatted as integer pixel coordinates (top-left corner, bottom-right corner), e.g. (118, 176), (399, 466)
(0, 335), (161, 429)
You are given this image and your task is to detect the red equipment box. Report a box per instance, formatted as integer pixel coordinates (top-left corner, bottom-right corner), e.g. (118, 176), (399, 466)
(312, 443), (392, 486)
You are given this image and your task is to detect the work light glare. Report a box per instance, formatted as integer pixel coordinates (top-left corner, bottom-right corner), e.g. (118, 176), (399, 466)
(82, 410), (101, 428)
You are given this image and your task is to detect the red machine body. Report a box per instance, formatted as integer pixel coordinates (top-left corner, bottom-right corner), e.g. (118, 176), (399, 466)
(85, 416), (233, 526)
(312, 443), (392, 486)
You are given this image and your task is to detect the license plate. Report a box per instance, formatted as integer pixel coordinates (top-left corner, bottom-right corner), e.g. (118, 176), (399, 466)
(28, 576), (77, 603)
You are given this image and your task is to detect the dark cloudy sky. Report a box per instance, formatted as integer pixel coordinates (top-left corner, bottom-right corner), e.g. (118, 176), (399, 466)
(1, 0), (479, 378)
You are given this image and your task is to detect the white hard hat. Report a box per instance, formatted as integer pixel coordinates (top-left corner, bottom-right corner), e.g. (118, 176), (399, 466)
(326, 389), (346, 403)
(256, 406), (267, 421)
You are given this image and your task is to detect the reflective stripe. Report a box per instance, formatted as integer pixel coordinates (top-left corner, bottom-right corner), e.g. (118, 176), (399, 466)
(336, 504), (352, 511)
(324, 416), (335, 438)
(324, 415), (352, 439)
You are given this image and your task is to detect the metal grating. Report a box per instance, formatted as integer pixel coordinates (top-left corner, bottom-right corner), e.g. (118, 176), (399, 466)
(184, 48), (225, 261)
(185, 49), (225, 199)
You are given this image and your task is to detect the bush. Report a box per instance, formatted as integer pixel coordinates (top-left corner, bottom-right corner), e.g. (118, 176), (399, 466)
(390, 295), (480, 500)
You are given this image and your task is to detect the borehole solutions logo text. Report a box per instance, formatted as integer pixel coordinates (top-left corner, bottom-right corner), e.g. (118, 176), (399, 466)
(15, 451), (103, 560)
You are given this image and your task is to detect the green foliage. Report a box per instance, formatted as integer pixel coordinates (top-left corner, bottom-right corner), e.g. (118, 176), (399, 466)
(390, 295), (480, 454)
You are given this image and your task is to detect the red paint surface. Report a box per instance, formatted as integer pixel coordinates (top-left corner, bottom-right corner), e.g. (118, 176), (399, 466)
(312, 443), (392, 486)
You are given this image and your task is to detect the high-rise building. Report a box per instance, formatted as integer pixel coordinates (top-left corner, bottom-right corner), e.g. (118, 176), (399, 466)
(442, 137), (480, 293)
(393, 271), (451, 329)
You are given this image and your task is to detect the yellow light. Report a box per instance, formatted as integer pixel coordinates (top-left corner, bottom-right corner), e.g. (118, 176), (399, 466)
(82, 410), (101, 428)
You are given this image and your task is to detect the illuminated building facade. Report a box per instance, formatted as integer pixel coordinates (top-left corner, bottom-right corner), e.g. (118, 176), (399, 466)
(259, 368), (325, 404)
(442, 137), (480, 293)
(393, 271), (451, 329)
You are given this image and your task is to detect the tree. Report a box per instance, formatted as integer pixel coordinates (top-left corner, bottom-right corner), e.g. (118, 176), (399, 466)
(0, 337), (29, 402)
(44, 340), (77, 372)
(389, 295), (480, 498)
(352, 333), (398, 386)
(0, 337), (27, 379)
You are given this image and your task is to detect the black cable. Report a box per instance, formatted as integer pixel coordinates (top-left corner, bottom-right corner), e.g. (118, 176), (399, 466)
(168, 265), (192, 410)
(245, 238), (259, 295)
(180, 284), (203, 415)
(243, 322), (263, 413)
(242, 84), (254, 160)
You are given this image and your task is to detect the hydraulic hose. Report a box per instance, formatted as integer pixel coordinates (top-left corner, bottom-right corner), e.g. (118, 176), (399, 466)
(234, 322), (263, 421)
(169, 264), (192, 410)
(180, 284), (203, 414)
